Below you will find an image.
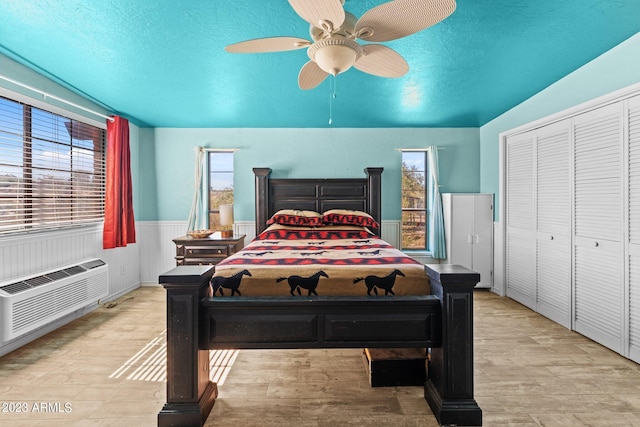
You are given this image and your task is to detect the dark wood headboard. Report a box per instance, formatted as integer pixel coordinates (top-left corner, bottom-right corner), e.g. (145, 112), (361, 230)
(253, 167), (383, 237)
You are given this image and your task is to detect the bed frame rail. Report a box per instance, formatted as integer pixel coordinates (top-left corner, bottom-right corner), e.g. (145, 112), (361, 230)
(157, 264), (482, 427)
(200, 295), (442, 349)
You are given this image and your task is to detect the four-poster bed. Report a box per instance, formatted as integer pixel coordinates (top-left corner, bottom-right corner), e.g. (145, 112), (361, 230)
(157, 167), (482, 426)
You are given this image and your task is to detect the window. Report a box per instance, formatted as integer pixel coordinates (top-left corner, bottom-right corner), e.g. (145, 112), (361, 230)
(0, 96), (106, 235)
(207, 151), (234, 228)
(401, 150), (429, 250)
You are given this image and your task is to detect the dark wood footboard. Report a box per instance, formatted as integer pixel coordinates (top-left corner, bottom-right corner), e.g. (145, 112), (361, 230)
(158, 264), (482, 426)
(200, 295), (441, 349)
(157, 265), (217, 427)
(425, 264), (482, 426)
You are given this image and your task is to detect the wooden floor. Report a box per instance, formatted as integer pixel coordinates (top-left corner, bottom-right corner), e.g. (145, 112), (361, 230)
(2, 287), (640, 426)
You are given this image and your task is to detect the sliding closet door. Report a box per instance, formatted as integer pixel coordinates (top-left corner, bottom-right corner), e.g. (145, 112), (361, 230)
(628, 95), (640, 361)
(573, 102), (624, 353)
(506, 131), (536, 309)
(536, 119), (572, 328)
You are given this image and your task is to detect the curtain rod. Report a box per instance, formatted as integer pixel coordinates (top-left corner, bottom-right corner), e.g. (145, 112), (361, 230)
(396, 147), (444, 151)
(195, 147), (239, 152)
(0, 74), (114, 122)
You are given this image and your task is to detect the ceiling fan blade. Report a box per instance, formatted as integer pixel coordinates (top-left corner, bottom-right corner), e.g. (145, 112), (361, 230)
(298, 61), (329, 90)
(354, 44), (409, 78)
(288, 0), (345, 31)
(225, 37), (311, 53)
(355, 0), (456, 42)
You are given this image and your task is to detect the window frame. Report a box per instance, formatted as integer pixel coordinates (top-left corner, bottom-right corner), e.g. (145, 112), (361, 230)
(401, 149), (431, 252)
(0, 92), (106, 236)
(206, 150), (234, 229)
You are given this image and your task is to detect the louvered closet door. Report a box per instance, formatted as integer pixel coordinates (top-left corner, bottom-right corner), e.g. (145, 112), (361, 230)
(536, 119), (572, 328)
(506, 131), (536, 309)
(573, 102), (624, 354)
(628, 95), (640, 362)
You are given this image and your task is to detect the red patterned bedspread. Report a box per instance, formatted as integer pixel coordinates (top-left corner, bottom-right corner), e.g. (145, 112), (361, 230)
(211, 224), (430, 297)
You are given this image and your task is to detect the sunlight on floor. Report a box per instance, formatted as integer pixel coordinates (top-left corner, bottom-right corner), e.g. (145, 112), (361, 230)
(109, 330), (238, 385)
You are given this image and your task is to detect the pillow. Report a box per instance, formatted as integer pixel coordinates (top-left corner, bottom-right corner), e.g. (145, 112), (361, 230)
(266, 209), (324, 227)
(322, 209), (380, 229)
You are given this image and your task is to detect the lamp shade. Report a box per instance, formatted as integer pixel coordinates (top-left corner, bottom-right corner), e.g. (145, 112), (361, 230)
(219, 204), (234, 226)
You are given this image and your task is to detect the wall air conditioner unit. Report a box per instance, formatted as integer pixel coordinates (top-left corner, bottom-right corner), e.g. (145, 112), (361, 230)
(0, 259), (109, 343)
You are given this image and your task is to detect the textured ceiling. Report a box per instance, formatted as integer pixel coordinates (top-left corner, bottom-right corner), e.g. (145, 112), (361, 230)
(0, 0), (639, 128)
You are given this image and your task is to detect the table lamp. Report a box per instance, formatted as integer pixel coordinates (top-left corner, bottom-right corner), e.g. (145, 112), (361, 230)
(219, 204), (234, 238)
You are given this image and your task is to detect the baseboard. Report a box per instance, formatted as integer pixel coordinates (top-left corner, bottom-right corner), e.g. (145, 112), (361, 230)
(102, 282), (141, 303)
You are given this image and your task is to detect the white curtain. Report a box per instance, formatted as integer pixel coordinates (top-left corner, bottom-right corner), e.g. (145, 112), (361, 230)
(428, 146), (446, 259)
(187, 147), (207, 232)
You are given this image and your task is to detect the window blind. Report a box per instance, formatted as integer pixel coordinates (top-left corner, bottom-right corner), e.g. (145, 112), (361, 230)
(0, 95), (106, 234)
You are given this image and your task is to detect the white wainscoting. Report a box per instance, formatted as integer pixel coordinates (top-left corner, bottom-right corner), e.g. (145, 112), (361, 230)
(138, 221), (187, 284)
(138, 221), (249, 285)
(380, 220), (400, 248)
(0, 224), (141, 299)
(235, 221), (256, 243)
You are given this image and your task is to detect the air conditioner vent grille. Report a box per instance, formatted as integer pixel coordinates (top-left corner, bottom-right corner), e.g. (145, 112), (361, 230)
(1, 282), (31, 295)
(47, 270), (70, 282)
(1, 268), (79, 295)
(24, 276), (53, 288)
(82, 259), (106, 270)
(64, 265), (86, 276)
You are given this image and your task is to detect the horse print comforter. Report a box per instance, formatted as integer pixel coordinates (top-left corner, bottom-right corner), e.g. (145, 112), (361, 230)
(210, 224), (430, 297)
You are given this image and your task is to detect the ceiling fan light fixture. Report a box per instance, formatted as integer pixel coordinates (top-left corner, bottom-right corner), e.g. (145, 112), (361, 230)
(308, 37), (363, 76)
(226, 0), (457, 89)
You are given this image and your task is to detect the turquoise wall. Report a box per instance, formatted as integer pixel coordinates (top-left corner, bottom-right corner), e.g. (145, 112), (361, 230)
(480, 32), (640, 220)
(139, 127), (480, 222)
(5, 28), (640, 229)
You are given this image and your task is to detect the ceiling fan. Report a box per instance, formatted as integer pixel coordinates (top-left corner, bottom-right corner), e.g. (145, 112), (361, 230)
(225, 0), (457, 90)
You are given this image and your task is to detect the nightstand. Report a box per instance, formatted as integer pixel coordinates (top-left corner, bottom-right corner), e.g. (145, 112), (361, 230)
(173, 232), (246, 266)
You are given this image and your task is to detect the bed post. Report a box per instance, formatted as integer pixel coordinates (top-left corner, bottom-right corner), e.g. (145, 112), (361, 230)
(424, 264), (482, 426)
(364, 167), (383, 236)
(158, 266), (216, 427)
(253, 167), (272, 236)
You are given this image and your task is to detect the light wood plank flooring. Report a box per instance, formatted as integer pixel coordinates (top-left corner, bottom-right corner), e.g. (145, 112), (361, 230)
(2, 287), (640, 426)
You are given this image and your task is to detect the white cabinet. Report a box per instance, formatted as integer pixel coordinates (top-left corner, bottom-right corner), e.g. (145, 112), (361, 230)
(442, 193), (493, 288)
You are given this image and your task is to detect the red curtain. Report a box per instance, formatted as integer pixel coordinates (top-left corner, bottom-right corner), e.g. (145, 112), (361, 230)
(103, 116), (136, 249)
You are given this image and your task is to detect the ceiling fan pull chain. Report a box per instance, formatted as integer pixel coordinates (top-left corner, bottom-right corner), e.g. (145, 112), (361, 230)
(328, 74), (337, 125)
(328, 83), (332, 125)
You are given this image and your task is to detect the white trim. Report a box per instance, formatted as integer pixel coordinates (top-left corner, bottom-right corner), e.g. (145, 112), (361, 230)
(0, 223), (103, 245)
(0, 85), (107, 129)
(499, 81), (640, 139)
(0, 74), (112, 123)
(102, 282), (141, 303)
